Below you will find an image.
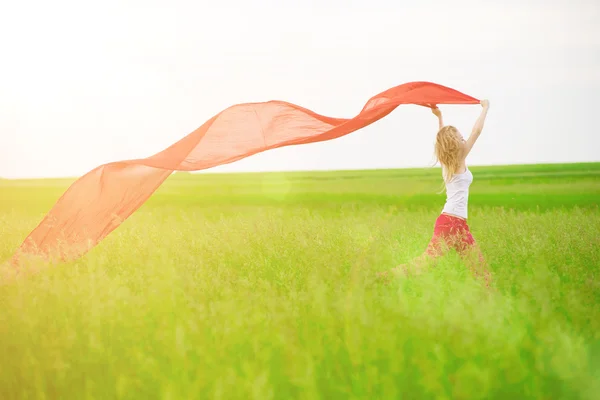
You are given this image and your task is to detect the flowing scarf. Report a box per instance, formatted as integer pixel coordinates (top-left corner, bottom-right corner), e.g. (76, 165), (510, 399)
(10, 81), (479, 265)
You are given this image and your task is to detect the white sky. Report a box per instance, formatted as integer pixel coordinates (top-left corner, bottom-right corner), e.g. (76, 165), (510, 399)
(0, 0), (598, 179)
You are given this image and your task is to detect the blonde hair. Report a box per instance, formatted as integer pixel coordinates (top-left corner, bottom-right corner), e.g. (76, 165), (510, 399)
(434, 125), (463, 184)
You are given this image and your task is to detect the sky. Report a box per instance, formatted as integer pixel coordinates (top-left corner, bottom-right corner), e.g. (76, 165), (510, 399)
(0, 0), (598, 179)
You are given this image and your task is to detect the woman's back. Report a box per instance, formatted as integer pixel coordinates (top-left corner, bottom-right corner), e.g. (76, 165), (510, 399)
(441, 167), (473, 219)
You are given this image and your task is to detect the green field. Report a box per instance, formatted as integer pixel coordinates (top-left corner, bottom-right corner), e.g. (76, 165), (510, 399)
(1, 162), (599, 399)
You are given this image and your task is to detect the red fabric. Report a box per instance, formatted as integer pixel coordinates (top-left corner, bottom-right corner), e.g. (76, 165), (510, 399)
(425, 213), (492, 288)
(10, 81), (479, 265)
(426, 214), (477, 256)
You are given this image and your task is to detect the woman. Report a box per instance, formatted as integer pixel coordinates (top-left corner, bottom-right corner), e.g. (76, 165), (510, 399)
(379, 100), (492, 287)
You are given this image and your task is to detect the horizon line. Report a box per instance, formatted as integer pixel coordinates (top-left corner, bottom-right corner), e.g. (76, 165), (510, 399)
(1, 160), (598, 181)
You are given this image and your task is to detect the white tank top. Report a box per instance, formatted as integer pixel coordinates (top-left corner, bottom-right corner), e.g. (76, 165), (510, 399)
(441, 166), (473, 219)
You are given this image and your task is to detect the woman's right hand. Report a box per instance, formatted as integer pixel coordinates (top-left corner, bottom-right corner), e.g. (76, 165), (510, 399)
(431, 107), (442, 118)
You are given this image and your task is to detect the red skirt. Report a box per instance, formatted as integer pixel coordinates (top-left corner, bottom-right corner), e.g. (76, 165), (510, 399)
(426, 213), (477, 257)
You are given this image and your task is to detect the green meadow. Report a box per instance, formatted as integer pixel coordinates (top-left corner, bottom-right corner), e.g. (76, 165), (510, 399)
(1, 162), (599, 399)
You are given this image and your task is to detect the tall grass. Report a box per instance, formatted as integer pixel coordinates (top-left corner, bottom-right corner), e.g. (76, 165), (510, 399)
(1, 163), (599, 399)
